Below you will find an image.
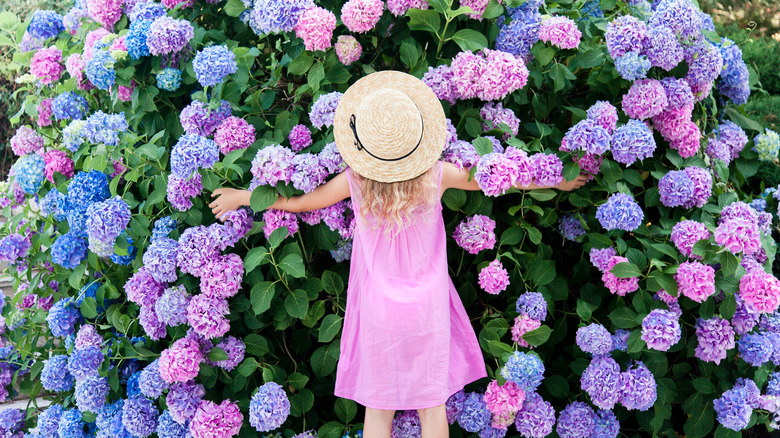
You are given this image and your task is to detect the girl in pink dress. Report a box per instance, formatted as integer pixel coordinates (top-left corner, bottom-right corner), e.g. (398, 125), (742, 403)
(210, 71), (587, 438)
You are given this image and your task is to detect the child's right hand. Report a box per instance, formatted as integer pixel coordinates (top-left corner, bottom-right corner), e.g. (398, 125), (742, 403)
(556, 174), (589, 192)
(209, 188), (251, 220)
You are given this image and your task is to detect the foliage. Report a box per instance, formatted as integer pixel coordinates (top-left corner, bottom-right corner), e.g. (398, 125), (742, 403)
(0, 0), (779, 437)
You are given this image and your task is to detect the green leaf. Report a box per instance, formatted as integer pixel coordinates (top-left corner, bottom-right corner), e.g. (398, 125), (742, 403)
(308, 62), (325, 92)
(500, 226), (523, 246)
(550, 63), (575, 92)
(610, 261), (641, 278)
(288, 52), (314, 75)
(649, 270), (678, 296)
(528, 258), (556, 286)
(576, 299), (596, 321)
(684, 395), (714, 437)
(318, 314), (343, 343)
(543, 374), (570, 398)
(250, 184), (278, 212)
(68, 263), (86, 289)
(724, 107), (763, 132)
(288, 372), (310, 389)
(450, 29), (488, 51)
(224, 0), (246, 16)
(527, 227), (542, 245)
(244, 247), (271, 273)
(400, 40), (421, 67)
(406, 9), (441, 36)
(442, 189), (467, 211)
(627, 330), (645, 353)
(522, 325), (552, 346)
(719, 293), (737, 319)
(208, 347), (229, 362)
(528, 189), (556, 201)
(250, 282), (276, 315)
(244, 334), (269, 357)
(335, 398), (358, 424)
(609, 307), (639, 329)
(268, 227), (289, 249)
(318, 421), (345, 438)
(80, 297), (98, 319)
(532, 44), (555, 66)
(691, 377), (716, 394)
(279, 253), (306, 278)
(285, 289), (309, 319)
(719, 251), (739, 278)
(472, 137), (494, 156)
(238, 357), (259, 377)
(321, 271), (344, 296)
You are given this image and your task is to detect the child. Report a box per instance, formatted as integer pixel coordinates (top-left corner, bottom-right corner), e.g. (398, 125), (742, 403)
(209, 71), (587, 438)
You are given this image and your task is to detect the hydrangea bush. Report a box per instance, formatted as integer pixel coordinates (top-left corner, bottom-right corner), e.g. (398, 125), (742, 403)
(0, 0), (778, 437)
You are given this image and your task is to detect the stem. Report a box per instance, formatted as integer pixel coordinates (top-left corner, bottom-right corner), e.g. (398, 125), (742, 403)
(435, 18), (451, 60)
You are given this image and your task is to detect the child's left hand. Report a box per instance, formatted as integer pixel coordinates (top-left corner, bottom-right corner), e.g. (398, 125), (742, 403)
(556, 174), (589, 192)
(209, 188), (250, 220)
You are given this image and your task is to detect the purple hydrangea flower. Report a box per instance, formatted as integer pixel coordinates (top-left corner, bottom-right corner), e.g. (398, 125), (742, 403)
(170, 134), (219, 177)
(514, 392), (555, 438)
(615, 52), (651, 80)
(167, 381), (205, 424)
(74, 376), (109, 412)
(147, 16), (193, 56)
(155, 285), (190, 327)
(737, 333), (773, 366)
(589, 247), (617, 272)
(68, 346), (103, 382)
(138, 359), (169, 399)
(618, 361), (657, 411)
(122, 397), (159, 437)
(562, 119), (611, 155)
(291, 153), (328, 193)
(610, 120), (656, 166)
(596, 193), (644, 231)
(179, 100), (232, 137)
(142, 237), (179, 283)
(249, 381), (291, 432)
(576, 323), (613, 356)
(641, 309), (681, 351)
(644, 25), (684, 71)
(251, 145), (295, 187)
(422, 65), (459, 105)
(309, 91), (342, 129)
(457, 392), (491, 432)
(556, 401), (596, 438)
(695, 316), (735, 364)
(581, 356), (621, 410)
(516, 292), (547, 321)
(41, 355), (75, 392)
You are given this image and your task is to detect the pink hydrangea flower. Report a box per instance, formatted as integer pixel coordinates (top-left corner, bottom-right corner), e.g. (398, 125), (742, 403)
(478, 260), (510, 294)
(200, 253), (244, 299)
(162, 0), (195, 9)
(483, 379), (525, 430)
(37, 99), (53, 127)
(714, 218), (761, 256)
(109, 35), (126, 52)
(670, 220), (710, 259)
(573, 153), (603, 181)
(460, 0), (490, 20)
(505, 147), (535, 187)
(531, 153), (563, 187)
(295, 7), (336, 51)
(30, 46), (64, 85)
(263, 209), (299, 239)
(186, 295), (230, 339)
(189, 400), (243, 438)
(539, 16), (582, 50)
(335, 35), (362, 65)
(601, 256), (639, 296)
(587, 101), (618, 134)
(86, 0), (124, 28)
(159, 337), (204, 383)
(215, 117), (256, 155)
(44, 150), (75, 182)
(387, 0), (428, 16)
(10, 126), (44, 157)
(511, 315), (541, 347)
(83, 28), (111, 61)
(676, 261), (716, 303)
(622, 79), (668, 120)
(288, 124), (313, 152)
(117, 80), (135, 102)
(652, 104), (693, 142)
(341, 0), (384, 33)
(451, 49), (528, 101)
(475, 152), (520, 196)
(739, 270), (780, 314)
(66, 53), (91, 89)
(669, 121), (701, 158)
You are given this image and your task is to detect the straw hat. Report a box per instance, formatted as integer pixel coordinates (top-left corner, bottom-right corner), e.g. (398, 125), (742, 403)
(333, 70), (447, 183)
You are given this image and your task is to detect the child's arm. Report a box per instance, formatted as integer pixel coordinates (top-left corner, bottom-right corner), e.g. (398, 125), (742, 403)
(209, 171), (351, 220)
(440, 161), (589, 194)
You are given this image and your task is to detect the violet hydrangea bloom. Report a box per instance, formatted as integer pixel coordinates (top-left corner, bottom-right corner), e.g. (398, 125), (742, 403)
(682, 167), (712, 209)
(695, 316), (735, 364)
(562, 119), (610, 155)
(714, 383), (755, 431)
(618, 361), (657, 411)
(457, 392), (491, 432)
(659, 170), (694, 208)
(124, 267), (166, 307)
(453, 215), (496, 254)
(74, 376), (109, 413)
(249, 381), (291, 432)
(641, 309), (681, 351)
(622, 79), (668, 120)
(138, 359), (169, 399)
(556, 401), (596, 438)
(186, 295), (230, 339)
(732, 294), (760, 335)
(610, 120), (656, 166)
(576, 323), (613, 356)
(0, 235), (30, 263)
(480, 102), (520, 139)
(9, 126), (44, 157)
(676, 261), (716, 303)
(589, 247), (616, 272)
(215, 116), (255, 155)
(309, 91), (342, 129)
(142, 237), (179, 283)
(147, 17), (194, 56)
(514, 392), (555, 438)
(288, 124), (313, 152)
(605, 15), (646, 59)
(249, 0), (314, 35)
(558, 214), (585, 241)
(208, 336), (245, 371)
(251, 145), (295, 187)
(581, 356), (621, 410)
(85, 196), (131, 243)
(586, 101), (618, 134)
(670, 220), (710, 259)
(475, 153), (519, 197)
(200, 253), (244, 299)
(192, 45), (237, 87)
(737, 333), (774, 367)
(167, 173), (203, 212)
(168, 381), (206, 424)
(478, 260), (510, 294)
(263, 209), (299, 239)
(443, 140), (480, 170)
(596, 193), (644, 231)
(159, 337), (204, 383)
(291, 153), (328, 193)
(531, 153), (563, 187)
(189, 399), (243, 438)
(41, 355), (75, 392)
(155, 285), (191, 327)
(391, 410), (422, 438)
(644, 25), (684, 71)
(46, 297), (80, 337)
(615, 52), (651, 81)
(122, 397), (159, 437)
(176, 224), (225, 277)
(516, 292), (547, 321)
(67, 346), (103, 382)
(74, 324), (103, 350)
(170, 134), (219, 177)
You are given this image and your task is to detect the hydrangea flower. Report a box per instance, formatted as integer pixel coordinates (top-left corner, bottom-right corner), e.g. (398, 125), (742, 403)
(189, 400), (243, 438)
(622, 79), (668, 120)
(451, 49), (529, 101)
(474, 153), (519, 196)
(341, 0), (384, 33)
(186, 295), (230, 339)
(516, 292), (547, 321)
(30, 46), (64, 85)
(68, 346), (104, 382)
(644, 25), (684, 71)
(309, 91), (342, 129)
(670, 220), (710, 259)
(249, 0), (314, 35)
(558, 214), (586, 241)
(295, 7), (336, 51)
(618, 361), (657, 411)
(10, 126), (44, 157)
(514, 392), (555, 438)
(85, 196), (131, 244)
(29, 10), (64, 40)
(44, 149), (75, 182)
(391, 410), (421, 438)
(556, 401), (596, 438)
(193, 45), (237, 87)
(610, 119), (656, 165)
(335, 35), (362, 65)
(207, 336), (246, 371)
(250, 145), (295, 186)
(123, 397), (159, 437)
(495, 7), (541, 58)
(0, 235), (29, 264)
(249, 381), (291, 432)
(562, 119), (611, 155)
(714, 383), (754, 431)
(478, 260), (510, 294)
(127, 19), (152, 59)
(75, 325), (103, 350)
(443, 140), (480, 170)
(538, 16), (581, 49)
(586, 101), (618, 134)
(581, 356), (621, 409)
(168, 381), (206, 424)
(695, 316), (735, 364)
(659, 170), (694, 208)
(754, 129), (780, 162)
(171, 134), (220, 178)
(138, 359), (169, 399)
(739, 270), (780, 314)
(512, 315), (541, 347)
(13, 153), (45, 194)
(605, 15), (646, 59)
(291, 153), (327, 193)
(51, 231), (88, 269)
(500, 351), (544, 391)
(41, 355), (75, 392)
(676, 261), (716, 303)
(596, 193), (644, 231)
(263, 209), (299, 239)
(155, 285), (190, 327)
(37, 404), (64, 437)
(167, 173), (203, 212)
(146, 17), (194, 57)
(75, 376), (109, 412)
(589, 247), (616, 272)
(457, 392), (491, 432)
(157, 68), (182, 91)
(576, 323), (613, 355)
(46, 297), (80, 337)
(641, 309), (681, 351)
(159, 338), (204, 383)
(58, 408), (85, 438)
(84, 50), (116, 90)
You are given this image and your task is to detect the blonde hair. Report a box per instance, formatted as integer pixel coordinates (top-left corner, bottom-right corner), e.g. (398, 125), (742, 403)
(354, 166), (438, 234)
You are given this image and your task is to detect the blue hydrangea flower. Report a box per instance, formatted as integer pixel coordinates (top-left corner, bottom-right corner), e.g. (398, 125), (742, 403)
(516, 292), (547, 321)
(457, 392), (491, 432)
(170, 134), (219, 178)
(75, 376), (110, 412)
(156, 410), (188, 438)
(58, 408), (86, 438)
(500, 351), (545, 391)
(67, 170), (111, 211)
(127, 19), (152, 60)
(40, 189), (68, 221)
(766, 372), (780, 396)
(127, 371), (143, 399)
(737, 333), (773, 366)
(46, 298), (80, 336)
(85, 196), (131, 245)
(51, 231), (88, 269)
(38, 404), (64, 436)
(592, 409), (620, 438)
(129, 2), (166, 21)
(749, 198), (767, 212)
(658, 170), (694, 207)
(611, 119), (657, 166)
(557, 401), (596, 438)
(110, 232), (137, 265)
(576, 323), (613, 355)
(96, 399), (128, 437)
(141, 237), (178, 283)
(138, 359), (169, 399)
(52, 92), (89, 121)
(615, 52), (651, 81)
(41, 355), (75, 391)
(714, 384), (754, 431)
(68, 346), (104, 382)
(28, 10), (64, 40)
(596, 193), (644, 231)
(85, 50), (116, 90)
(249, 381), (291, 432)
(82, 111), (128, 146)
(122, 397), (159, 437)
(579, 0), (604, 20)
(249, 0), (314, 35)
(193, 45), (237, 87)
(563, 119), (611, 155)
(558, 214), (586, 241)
(14, 153), (45, 194)
(156, 68), (182, 92)
(152, 216), (178, 242)
(495, 8), (541, 58)
(63, 120), (87, 152)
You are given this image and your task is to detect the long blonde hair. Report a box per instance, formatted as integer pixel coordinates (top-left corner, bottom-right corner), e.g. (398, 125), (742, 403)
(354, 165), (438, 234)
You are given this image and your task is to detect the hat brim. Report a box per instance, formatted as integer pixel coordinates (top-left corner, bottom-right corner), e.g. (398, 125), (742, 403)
(333, 70), (447, 183)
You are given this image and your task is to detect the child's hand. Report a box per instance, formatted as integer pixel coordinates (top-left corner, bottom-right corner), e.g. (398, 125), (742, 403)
(556, 174), (589, 192)
(209, 188), (249, 220)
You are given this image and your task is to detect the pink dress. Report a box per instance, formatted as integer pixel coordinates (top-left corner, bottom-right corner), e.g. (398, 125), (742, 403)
(334, 161), (488, 410)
